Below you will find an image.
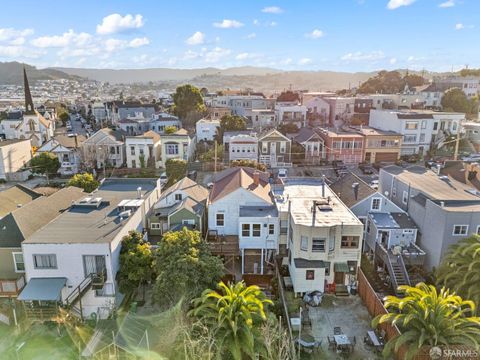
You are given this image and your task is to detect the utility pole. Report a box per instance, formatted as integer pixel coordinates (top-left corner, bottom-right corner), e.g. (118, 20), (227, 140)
(214, 140), (217, 174)
(454, 129), (461, 160)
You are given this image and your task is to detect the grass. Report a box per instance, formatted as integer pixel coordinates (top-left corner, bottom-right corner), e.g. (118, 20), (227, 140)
(285, 290), (303, 315)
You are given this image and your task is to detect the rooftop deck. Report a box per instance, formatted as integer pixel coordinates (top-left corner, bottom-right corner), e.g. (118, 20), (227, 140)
(206, 230), (240, 256)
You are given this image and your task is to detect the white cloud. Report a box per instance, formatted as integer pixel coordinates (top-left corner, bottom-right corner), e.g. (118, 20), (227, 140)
(205, 47), (231, 63)
(389, 57), (397, 64)
(104, 37), (150, 52)
(268, 21), (277, 27)
(253, 19), (259, 26)
(262, 6), (284, 14)
(387, 0), (416, 10)
(31, 30), (93, 48)
(96, 14), (144, 35)
(236, 52), (250, 60)
(439, 0), (455, 8)
(280, 58), (293, 65)
(0, 45), (43, 59)
(185, 31), (205, 45)
(341, 50), (385, 61)
(305, 29), (324, 39)
(128, 37), (150, 48)
(455, 23), (464, 30)
(213, 19), (244, 29)
(298, 58), (312, 65)
(0, 28), (34, 46)
(246, 33), (256, 39)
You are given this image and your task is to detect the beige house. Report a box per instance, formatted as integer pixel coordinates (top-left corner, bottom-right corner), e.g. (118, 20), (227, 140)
(354, 126), (402, 164)
(274, 179), (363, 295)
(125, 131), (162, 168)
(0, 139), (32, 180)
(82, 128), (126, 169)
(160, 129), (195, 167)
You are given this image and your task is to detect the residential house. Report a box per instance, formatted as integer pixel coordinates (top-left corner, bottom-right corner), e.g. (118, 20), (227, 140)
(324, 97), (355, 127)
(258, 129), (292, 168)
(250, 109), (276, 130)
(19, 178), (161, 320)
(275, 104), (307, 128)
(440, 161), (480, 190)
(379, 165), (480, 270)
(149, 177), (209, 237)
(352, 98), (374, 126)
(0, 185), (40, 220)
(0, 187), (84, 297)
(37, 134), (86, 176)
(274, 179), (363, 295)
(125, 131), (161, 169)
(318, 128), (364, 164)
(92, 102), (107, 125)
(82, 128), (126, 169)
(150, 113), (181, 134)
(206, 107), (231, 120)
(196, 118), (220, 142)
(433, 76), (479, 98)
(160, 128), (195, 167)
(111, 101), (156, 124)
(354, 126), (402, 163)
(0, 139), (32, 180)
(207, 167), (278, 275)
(369, 109), (464, 156)
(304, 96), (330, 127)
(463, 121), (480, 152)
(289, 128), (326, 165)
(228, 133), (258, 163)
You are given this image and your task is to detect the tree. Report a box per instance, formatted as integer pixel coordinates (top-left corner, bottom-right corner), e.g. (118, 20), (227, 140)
(230, 160), (267, 172)
(276, 90), (300, 103)
(404, 74), (426, 88)
(441, 88), (479, 114)
(217, 114), (247, 140)
(153, 228), (224, 308)
(172, 85), (206, 125)
(190, 281), (273, 360)
(165, 159), (187, 185)
(164, 125), (177, 134)
(277, 123), (299, 135)
(30, 152), (60, 183)
(118, 231), (155, 296)
(58, 111), (69, 126)
(373, 282), (480, 360)
(436, 235), (480, 311)
(67, 173), (99, 193)
(358, 70), (426, 94)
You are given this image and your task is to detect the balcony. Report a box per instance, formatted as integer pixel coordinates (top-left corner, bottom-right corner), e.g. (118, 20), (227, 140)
(375, 242), (426, 267)
(0, 276), (25, 297)
(206, 230), (240, 256)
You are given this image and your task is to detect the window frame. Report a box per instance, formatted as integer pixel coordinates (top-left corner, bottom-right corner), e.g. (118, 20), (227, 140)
(33, 254), (57, 269)
(150, 222), (161, 230)
(268, 224), (275, 235)
(312, 237), (326, 252)
(371, 197), (382, 211)
(452, 225), (468, 236)
(242, 224), (250, 237)
(402, 191), (408, 205)
(341, 236), (359, 249)
(174, 193), (182, 201)
(12, 252), (25, 273)
(300, 236), (308, 251)
(216, 213), (225, 227)
(252, 224), (261, 237)
(306, 270), (315, 280)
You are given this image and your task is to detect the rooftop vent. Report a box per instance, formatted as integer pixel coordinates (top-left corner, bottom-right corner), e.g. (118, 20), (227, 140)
(74, 197), (103, 208)
(318, 204), (333, 212)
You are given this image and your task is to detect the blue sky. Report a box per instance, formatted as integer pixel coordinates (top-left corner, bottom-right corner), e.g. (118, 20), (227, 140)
(0, 0), (478, 71)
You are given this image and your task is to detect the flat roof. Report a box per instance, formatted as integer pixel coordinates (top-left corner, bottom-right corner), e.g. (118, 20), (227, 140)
(274, 179), (361, 227)
(23, 179), (158, 244)
(369, 212), (417, 229)
(18, 277), (66, 301)
(354, 126), (401, 137)
(239, 205), (278, 218)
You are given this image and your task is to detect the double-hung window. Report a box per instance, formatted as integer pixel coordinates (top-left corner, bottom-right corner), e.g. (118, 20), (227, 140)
(12, 252), (24, 272)
(216, 213), (225, 227)
(242, 224), (250, 237)
(453, 225), (468, 236)
(252, 224), (261, 237)
(312, 238), (326, 252)
(33, 254), (57, 269)
(371, 198), (381, 211)
(300, 236), (308, 251)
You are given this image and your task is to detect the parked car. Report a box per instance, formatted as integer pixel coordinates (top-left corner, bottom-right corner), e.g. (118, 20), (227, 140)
(370, 180), (379, 190)
(187, 170), (198, 181)
(278, 168), (288, 179)
(160, 172), (168, 186)
(359, 162), (374, 174)
(462, 154), (480, 163)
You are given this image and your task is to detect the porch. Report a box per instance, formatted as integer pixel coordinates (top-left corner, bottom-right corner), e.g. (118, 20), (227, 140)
(206, 230), (240, 278)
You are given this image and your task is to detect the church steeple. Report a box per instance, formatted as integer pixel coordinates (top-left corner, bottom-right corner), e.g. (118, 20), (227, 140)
(23, 67), (35, 115)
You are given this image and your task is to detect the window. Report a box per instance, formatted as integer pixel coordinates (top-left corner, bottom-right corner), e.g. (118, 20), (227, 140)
(371, 198), (381, 211)
(453, 225), (468, 236)
(84, 255), (106, 277)
(452, 122), (458, 131)
(151, 223), (161, 229)
(139, 148), (144, 155)
(403, 135), (417, 143)
(300, 236), (308, 251)
(252, 224), (261, 237)
(262, 142), (268, 154)
(130, 146), (135, 155)
(419, 133), (426, 142)
(268, 224), (275, 235)
(110, 146), (116, 154)
(312, 238), (326, 252)
(341, 236), (359, 248)
(182, 219), (195, 225)
(280, 141), (286, 153)
(242, 224), (250, 237)
(216, 213), (225, 227)
(131, 160), (136, 168)
(12, 252), (24, 272)
(325, 264), (330, 276)
(402, 191), (408, 205)
(421, 120), (427, 129)
(306, 270), (315, 280)
(33, 254), (57, 269)
(405, 121), (418, 130)
(166, 143), (179, 155)
(433, 122), (438, 130)
(392, 187), (397, 197)
(280, 220), (288, 234)
(175, 193), (182, 201)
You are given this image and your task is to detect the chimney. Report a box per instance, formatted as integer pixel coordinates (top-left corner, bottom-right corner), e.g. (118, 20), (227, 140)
(253, 171), (260, 186)
(352, 182), (359, 200)
(312, 200), (317, 226)
(137, 186), (142, 199)
(321, 174), (326, 198)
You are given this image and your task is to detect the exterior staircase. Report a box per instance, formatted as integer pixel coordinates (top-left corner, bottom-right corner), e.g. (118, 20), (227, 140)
(386, 251), (411, 296)
(63, 272), (105, 320)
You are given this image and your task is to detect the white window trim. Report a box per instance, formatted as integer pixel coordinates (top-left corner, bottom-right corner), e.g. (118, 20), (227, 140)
(182, 219), (195, 225)
(150, 223), (161, 230)
(452, 224), (468, 236)
(300, 236), (308, 251)
(371, 197), (382, 211)
(402, 191), (408, 205)
(12, 252), (25, 273)
(216, 212), (225, 227)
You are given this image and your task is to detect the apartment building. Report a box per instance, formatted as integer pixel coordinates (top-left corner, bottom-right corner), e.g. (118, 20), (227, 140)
(275, 104), (307, 129)
(324, 97), (355, 127)
(227, 133), (258, 163)
(317, 128), (364, 164)
(354, 126), (402, 163)
(125, 131), (161, 169)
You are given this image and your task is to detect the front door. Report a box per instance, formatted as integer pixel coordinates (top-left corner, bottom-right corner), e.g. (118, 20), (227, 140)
(334, 271), (345, 284)
(270, 142), (277, 166)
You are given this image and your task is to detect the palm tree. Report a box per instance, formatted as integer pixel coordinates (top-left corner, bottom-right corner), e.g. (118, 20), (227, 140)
(373, 282), (480, 359)
(189, 281), (273, 360)
(436, 235), (480, 311)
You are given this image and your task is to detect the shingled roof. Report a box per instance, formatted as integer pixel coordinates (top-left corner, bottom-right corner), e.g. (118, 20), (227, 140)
(330, 172), (377, 208)
(0, 185), (41, 219)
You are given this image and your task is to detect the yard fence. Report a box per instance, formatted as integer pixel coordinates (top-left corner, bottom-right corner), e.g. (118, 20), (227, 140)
(357, 267), (478, 360)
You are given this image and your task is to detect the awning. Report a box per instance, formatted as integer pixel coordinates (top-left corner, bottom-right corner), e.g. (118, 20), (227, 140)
(334, 262), (349, 273)
(294, 258), (329, 269)
(18, 277), (66, 301)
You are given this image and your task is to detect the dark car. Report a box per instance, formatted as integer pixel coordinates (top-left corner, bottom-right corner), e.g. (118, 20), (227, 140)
(359, 162), (374, 175)
(187, 170), (198, 181)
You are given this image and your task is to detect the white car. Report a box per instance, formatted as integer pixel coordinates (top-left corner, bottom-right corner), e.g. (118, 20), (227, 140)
(278, 168), (288, 179)
(160, 172), (168, 186)
(370, 180), (379, 190)
(462, 154), (480, 163)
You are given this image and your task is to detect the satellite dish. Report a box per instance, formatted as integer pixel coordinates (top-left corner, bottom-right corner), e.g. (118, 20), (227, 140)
(384, 191), (389, 196)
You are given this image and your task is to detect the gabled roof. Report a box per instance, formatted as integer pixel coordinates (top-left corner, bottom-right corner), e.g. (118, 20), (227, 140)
(141, 130), (161, 143)
(290, 127), (323, 144)
(330, 172), (377, 208)
(38, 135), (86, 152)
(84, 128), (125, 144)
(209, 167), (272, 204)
(0, 185), (41, 218)
(0, 186), (84, 248)
(258, 128), (290, 142)
(160, 177), (209, 204)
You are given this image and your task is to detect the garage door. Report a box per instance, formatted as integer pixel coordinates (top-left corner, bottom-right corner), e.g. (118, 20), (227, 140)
(375, 152), (398, 162)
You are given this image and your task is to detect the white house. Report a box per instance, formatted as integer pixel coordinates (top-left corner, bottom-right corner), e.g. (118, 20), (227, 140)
(228, 134), (258, 162)
(160, 128), (195, 167)
(37, 134), (86, 176)
(304, 97), (330, 126)
(19, 178), (161, 320)
(82, 128), (126, 169)
(1, 111), (55, 148)
(250, 109), (276, 130)
(196, 118), (220, 142)
(275, 104), (307, 128)
(125, 131), (161, 169)
(0, 139), (32, 180)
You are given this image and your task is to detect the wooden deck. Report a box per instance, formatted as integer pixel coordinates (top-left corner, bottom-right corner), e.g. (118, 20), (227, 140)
(206, 231), (240, 256)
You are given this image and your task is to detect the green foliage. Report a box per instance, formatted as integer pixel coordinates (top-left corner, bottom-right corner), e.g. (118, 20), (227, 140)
(118, 231), (155, 293)
(172, 84), (206, 124)
(165, 158), (187, 185)
(190, 281), (273, 360)
(58, 112), (69, 126)
(67, 173), (99, 193)
(441, 88), (479, 114)
(164, 125), (177, 134)
(358, 70), (426, 94)
(199, 144), (223, 162)
(217, 114), (247, 140)
(30, 152), (60, 179)
(230, 159), (267, 172)
(373, 282), (480, 360)
(459, 68), (480, 77)
(436, 235), (480, 311)
(277, 122), (299, 135)
(153, 228), (224, 308)
(276, 90), (300, 103)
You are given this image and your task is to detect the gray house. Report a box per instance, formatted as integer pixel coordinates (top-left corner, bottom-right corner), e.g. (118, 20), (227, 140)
(258, 129), (292, 168)
(379, 165), (480, 270)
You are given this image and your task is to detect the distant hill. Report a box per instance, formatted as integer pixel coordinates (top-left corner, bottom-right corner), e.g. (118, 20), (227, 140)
(0, 61), (80, 84)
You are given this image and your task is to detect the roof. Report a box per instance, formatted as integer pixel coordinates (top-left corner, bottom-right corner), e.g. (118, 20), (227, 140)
(0, 139), (30, 148)
(440, 161), (480, 190)
(353, 126), (401, 137)
(18, 277), (66, 301)
(85, 128), (126, 144)
(139, 130), (161, 143)
(0, 186), (84, 248)
(290, 128), (323, 144)
(160, 177), (209, 204)
(382, 165), (480, 202)
(209, 167), (272, 204)
(239, 205), (278, 218)
(0, 185), (41, 218)
(23, 179), (158, 244)
(330, 172), (377, 208)
(258, 128), (290, 142)
(369, 212), (417, 229)
(294, 258), (329, 268)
